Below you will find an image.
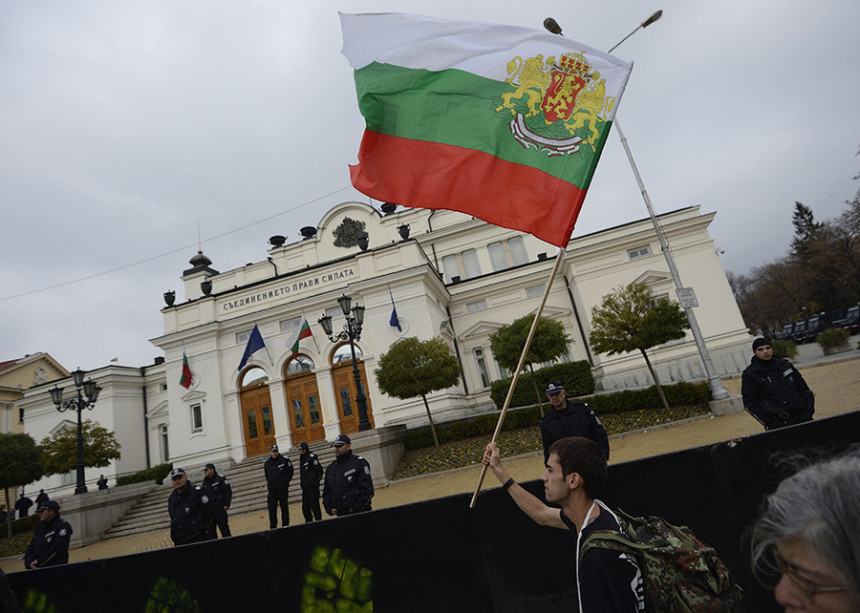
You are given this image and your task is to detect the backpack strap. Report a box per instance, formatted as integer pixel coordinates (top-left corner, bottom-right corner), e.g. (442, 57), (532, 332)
(575, 501), (599, 613)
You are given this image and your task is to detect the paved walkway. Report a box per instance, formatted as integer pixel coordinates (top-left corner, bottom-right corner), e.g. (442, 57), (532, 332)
(3, 352), (858, 574)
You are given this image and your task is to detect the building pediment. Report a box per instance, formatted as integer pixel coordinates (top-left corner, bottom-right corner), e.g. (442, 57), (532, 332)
(632, 270), (672, 287)
(49, 419), (76, 435)
(147, 399), (169, 420)
(180, 389), (207, 403)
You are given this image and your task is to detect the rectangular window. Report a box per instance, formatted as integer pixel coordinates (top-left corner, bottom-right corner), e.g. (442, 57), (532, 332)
(340, 387), (353, 416)
(161, 424), (170, 463)
(308, 395), (320, 424)
(292, 399), (305, 428)
(281, 317), (302, 334)
(261, 405), (273, 435)
(474, 348), (491, 388)
(236, 331), (250, 345)
(488, 242), (507, 271)
(461, 249), (481, 279)
(190, 403), (203, 433)
(525, 284), (546, 298)
(441, 254), (459, 283)
(627, 246), (651, 259)
(467, 299), (487, 313)
(509, 236), (528, 266)
(19, 407), (24, 423)
(246, 409), (258, 439)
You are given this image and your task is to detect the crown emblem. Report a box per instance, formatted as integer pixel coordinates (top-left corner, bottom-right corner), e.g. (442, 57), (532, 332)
(557, 52), (591, 76)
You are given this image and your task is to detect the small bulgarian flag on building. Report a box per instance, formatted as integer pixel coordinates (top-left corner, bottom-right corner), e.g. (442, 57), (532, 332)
(340, 13), (633, 248)
(288, 318), (313, 357)
(179, 351), (193, 389)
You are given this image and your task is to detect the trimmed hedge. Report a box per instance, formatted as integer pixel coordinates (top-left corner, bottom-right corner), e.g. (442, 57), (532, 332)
(0, 513), (40, 538)
(489, 360), (594, 409)
(116, 462), (173, 487)
(405, 380), (710, 450)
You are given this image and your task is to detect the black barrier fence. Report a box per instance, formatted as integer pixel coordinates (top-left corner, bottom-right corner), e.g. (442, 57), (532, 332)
(9, 411), (860, 612)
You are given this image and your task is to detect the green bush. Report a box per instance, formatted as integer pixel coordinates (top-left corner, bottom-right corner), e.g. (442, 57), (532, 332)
(585, 382), (710, 416)
(116, 462), (173, 487)
(403, 381), (709, 451)
(0, 513), (40, 537)
(816, 327), (850, 349)
(771, 338), (797, 359)
(489, 360), (594, 409)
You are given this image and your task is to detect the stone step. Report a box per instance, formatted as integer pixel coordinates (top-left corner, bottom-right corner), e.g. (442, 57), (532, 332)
(102, 443), (334, 539)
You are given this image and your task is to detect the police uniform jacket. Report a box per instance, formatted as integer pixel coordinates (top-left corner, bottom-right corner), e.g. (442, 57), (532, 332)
(299, 452), (323, 489)
(24, 514), (73, 568)
(264, 454), (294, 490)
(540, 399), (610, 463)
(202, 472), (233, 508)
(167, 484), (207, 545)
(322, 450), (374, 515)
(742, 356), (814, 426)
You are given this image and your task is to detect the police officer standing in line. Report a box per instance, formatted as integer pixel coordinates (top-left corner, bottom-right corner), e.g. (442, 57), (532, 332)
(540, 381), (610, 463)
(297, 442), (323, 522)
(322, 434), (374, 517)
(14, 494), (32, 519)
(264, 445), (293, 529)
(167, 467), (209, 546)
(34, 490), (48, 509)
(742, 337), (815, 430)
(201, 463), (232, 538)
(24, 500), (72, 569)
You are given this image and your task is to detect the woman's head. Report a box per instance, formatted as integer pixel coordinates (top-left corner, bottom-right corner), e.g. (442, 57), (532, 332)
(751, 451), (860, 611)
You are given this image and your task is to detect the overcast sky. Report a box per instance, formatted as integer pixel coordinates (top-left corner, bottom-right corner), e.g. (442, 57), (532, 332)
(1, 0), (858, 372)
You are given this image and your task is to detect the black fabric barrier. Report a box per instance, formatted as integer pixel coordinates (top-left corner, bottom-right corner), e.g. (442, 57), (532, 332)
(9, 411), (859, 612)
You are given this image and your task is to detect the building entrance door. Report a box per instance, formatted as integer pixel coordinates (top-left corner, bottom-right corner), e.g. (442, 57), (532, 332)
(332, 358), (374, 434)
(286, 375), (325, 444)
(239, 367), (276, 457)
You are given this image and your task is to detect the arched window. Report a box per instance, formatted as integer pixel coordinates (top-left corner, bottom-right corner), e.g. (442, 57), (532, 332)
(332, 344), (363, 364)
(241, 367), (268, 388)
(286, 355), (315, 375)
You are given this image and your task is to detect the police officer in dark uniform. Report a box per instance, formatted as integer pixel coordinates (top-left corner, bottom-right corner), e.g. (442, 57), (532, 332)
(540, 381), (610, 463)
(201, 463), (233, 538)
(34, 490), (48, 508)
(297, 442), (323, 522)
(24, 500), (72, 569)
(742, 337), (815, 430)
(167, 467), (209, 546)
(322, 434), (374, 517)
(264, 445), (293, 528)
(14, 494), (32, 519)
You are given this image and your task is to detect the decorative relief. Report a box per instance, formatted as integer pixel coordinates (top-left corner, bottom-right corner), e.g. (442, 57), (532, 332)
(333, 217), (367, 248)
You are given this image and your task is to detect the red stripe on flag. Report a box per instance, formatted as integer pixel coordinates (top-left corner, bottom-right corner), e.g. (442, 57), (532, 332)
(349, 131), (586, 248)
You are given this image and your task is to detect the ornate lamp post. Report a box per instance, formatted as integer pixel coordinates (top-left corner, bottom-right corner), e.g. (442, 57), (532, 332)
(49, 368), (101, 494)
(318, 295), (371, 431)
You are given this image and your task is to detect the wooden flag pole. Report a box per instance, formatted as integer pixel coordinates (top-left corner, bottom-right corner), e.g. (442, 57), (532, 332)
(469, 249), (566, 508)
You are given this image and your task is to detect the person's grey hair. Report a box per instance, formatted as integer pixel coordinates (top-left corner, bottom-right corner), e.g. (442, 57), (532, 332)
(751, 450), (860, 604)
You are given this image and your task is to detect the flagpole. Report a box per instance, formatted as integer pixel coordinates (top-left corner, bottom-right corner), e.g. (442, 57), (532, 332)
(469, 249), (566, 508)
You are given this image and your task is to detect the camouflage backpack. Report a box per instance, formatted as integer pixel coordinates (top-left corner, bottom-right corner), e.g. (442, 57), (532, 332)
(580, 507), (747, 613)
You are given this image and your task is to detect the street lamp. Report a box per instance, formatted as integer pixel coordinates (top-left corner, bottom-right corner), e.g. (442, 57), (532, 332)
(544, 11), (731, 401)
(318, 295), (372, 431)
(49, 368), (101, 494)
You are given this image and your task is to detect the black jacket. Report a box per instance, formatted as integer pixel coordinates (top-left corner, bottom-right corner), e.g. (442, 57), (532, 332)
(742, 356), (814, 427)
(202, 472), (233, 508)
(24, 515), (73, 568)
(541, 400), (610, 463)
(299, 452), (323, 489)
(264, 454), (294, 490)
(322, 450), (374, 515)
(167, 484), (207, 545)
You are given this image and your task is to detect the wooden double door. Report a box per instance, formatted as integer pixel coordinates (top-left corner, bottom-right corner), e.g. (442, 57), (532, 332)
(240, 385), (276, 457)
(332, 361), (374, 434)
(286, 373), (325, 444)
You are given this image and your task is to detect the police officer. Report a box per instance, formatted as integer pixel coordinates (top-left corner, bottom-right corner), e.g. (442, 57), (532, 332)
(540, 381), (610, 463)
(201, 463), (233, 538)
(297, 442), (323, 522)
(167, 467), (209, 546)
(24, 500), (72, 569)
(742, 337), (815, 430)
(97, 474), (109, 490)
(14, 494), (32, 519)
(264, 445), (293, 528)
(322, 434), (374, 517)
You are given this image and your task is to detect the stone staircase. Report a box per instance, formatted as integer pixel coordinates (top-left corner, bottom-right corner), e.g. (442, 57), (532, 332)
(102, 443), (336, 540)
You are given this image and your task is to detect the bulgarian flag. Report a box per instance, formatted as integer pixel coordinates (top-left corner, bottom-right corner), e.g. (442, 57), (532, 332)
(340, 13), (633, 248)
(288, 318), (313, 356)
(179, 351), (193, 389)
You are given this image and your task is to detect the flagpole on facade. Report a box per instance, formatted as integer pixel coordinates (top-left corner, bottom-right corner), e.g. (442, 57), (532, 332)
(544, 10), (731, 403)
(469, 249), (566, 509)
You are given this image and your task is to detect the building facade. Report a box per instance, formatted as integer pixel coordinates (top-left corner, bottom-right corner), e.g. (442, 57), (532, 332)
(21, 200), (751, 496)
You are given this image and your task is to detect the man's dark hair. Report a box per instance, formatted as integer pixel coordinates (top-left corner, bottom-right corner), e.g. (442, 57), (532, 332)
(548, 436), (607, 499)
